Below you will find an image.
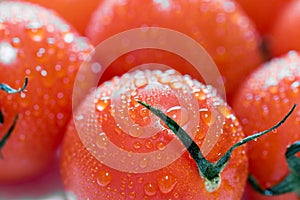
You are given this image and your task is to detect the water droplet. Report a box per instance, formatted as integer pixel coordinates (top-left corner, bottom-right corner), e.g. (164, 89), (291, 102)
(272, 129), (278, 133)
(291, 81), (300, 94)
(157, 175), (177, 194)
(156, 141), (166, 150)
(128, 181), (135, 189)
(97, 170), (112, 186)
(164, 106), (189, 127)
(133, 142), (142, 149)
(139, 157), (149, 169)
(26, 22), (45, 42)
(96, 133), (108, 149)
(63, 32), (75, 43)
(11, 37), (21, 48)
(0, 42), (17, 64)
(193, 89), (206, 101)
(96, 97), (110, 112)
(217, 105), (231, 118)
(195, 125), (205, 140)
(128, 191), (136, 199)
(91, 62), (102, 73)
(199, 108), (215, 126)
(169, 80), (182, 89)
(144, 183), (157, 196)
(134, 77), (148, 88)
(145, 140), (153, 149)
(158, 74), (171, 84)
(129, 124), (144, 137)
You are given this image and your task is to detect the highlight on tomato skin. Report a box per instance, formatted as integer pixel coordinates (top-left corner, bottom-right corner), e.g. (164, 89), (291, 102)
(0, 1), (93, 182)
(20, 0), (103, 35)
(61, 69), (249, 200)
(85, 0), (263, 101)
(232, 51), (300, 200)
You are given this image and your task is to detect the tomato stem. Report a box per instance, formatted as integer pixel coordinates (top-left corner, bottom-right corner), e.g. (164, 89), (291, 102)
(137, 101), (296, 192)
(0, 77), (28, 159)
(249, 140), (300, 197)
(0, 114), (18, 159)
(0, 77), (28, 94)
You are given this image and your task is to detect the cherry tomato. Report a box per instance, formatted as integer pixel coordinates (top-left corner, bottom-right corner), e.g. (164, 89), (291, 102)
(234, 0), (291, 35)
(61, 69), (249, 199)
(85, 0), (263, 101)
(0, 1), (93, 182)
(269, 0), (300, 57)
(21, 0), (103, 35)
(232, 51), (300, 199)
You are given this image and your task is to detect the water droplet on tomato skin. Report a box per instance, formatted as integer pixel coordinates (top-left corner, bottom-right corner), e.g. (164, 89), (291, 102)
(128, 191), (136, 199)
(97, 170), (112, 187)
(128, 181), (135, 189)
(133, 141), (142, 149)
(157, 174), (177, 194)
(96, 132), (108, 149)
(0, 41), (17, 65)
(139, 157), (149, 169)
(26, 22), (45, 42)
(95, 97), (110, 112)
(144, 182), (157, 196)
(156, 141), (166, 150)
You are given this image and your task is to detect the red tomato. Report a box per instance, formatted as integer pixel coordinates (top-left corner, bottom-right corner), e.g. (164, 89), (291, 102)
(234, 0), (291, 35)
(232, 51), (300, 199)
(0, 1), (93, 182)
(21, 0), (102, 35)
(85, 0), (263, 101)
(269, 0), (300, 57)
(61, 69), (248, 199)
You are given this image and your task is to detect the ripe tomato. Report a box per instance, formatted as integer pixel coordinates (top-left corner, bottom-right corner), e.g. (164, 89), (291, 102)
(232, 51), (300, 199)
(61, 69), (249, 199)
(85, 0), (263, 101)
(269, 0), (300, 57)
(21, 0), (102, 35)
(0, 1), (93, 182)
(234, 0), (291, 35)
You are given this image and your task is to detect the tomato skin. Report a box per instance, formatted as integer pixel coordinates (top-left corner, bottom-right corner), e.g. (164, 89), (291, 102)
(86, 0), (262, 100)
(269, 0), (300, 57)
(0, 1), (93, 182)
(234, 0), (291, 35)
(21, 0), (102, 35)
(232, 51), (300, 200)
(61, 70), (248, 199)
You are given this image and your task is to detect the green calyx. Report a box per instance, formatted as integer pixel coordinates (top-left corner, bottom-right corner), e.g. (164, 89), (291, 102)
(249, 140), (300, 197)
(0, 77), (28, 94)
(0, 77), (28, 159)
(137, 101), (296, 192)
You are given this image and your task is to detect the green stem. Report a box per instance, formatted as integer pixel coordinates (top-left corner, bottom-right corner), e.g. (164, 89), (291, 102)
(0, 77), (28, 94)
(0, 115), (18, 159)
(0, 77), (28, 159)
(138, 101), (296, 192)
(249, 141), (300, 197)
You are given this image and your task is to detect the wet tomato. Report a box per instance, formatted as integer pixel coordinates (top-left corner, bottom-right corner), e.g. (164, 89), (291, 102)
(60, 69), (250, 199)
(0, 1), (93, 182)
(86, 0), (263, 100)
(233, 51), (300, 199)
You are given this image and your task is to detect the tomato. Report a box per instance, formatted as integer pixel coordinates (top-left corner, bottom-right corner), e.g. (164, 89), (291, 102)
(0, 1), (93, 182)
(269, 0), (300, 57)
(232, 51), (300, 199)
(85, 0), (263, 101)
(234, 0), (291, 35)
(61, 69), (250, 199)
(21, 0), (103, 35)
